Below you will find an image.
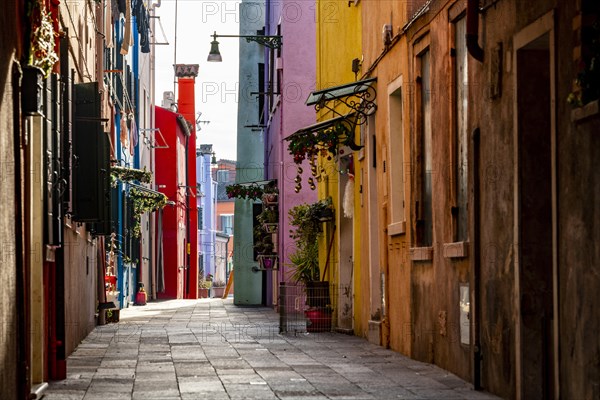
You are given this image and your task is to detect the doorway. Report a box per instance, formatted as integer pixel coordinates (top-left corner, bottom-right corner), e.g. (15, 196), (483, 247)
(338, 155), (354, 331)
(514, 13), (556, 399)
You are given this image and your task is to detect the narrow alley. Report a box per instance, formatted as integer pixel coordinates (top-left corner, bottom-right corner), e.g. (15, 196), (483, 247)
(43, 299), (499, 400)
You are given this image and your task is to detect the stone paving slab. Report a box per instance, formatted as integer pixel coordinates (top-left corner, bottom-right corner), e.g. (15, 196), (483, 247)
(44, 298), (501, 399)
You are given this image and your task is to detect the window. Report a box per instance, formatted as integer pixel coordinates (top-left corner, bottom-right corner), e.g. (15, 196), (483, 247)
(220, 214), (233, 235)
(578, 0), (600, 104)
(454, 16), (469, 242)
(198, 206), (203, 229)
(416, 49), (433, 247)
(216, 170), (229, 183)
(388, 77), (405, 227)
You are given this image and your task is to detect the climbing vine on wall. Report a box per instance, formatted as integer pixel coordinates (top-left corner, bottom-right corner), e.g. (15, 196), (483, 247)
(129, 188), (167, 238)
(111, 165), (152, 187)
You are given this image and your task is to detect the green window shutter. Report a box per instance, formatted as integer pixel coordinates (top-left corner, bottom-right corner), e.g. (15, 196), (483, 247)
(73, 82), (110, 225)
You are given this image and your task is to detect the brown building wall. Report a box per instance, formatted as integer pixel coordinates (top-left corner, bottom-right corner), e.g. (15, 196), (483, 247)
(0, 33), (19, 400)
(361, 0), (415, 357)
(554, 2), (600, 399)
(63, 223), (99, 356)
(0, 1), (23, 397)
(466, 1), (517, 396)
(359, 0), (599, 398)
(407, 2), (472, 382)
(471, 0), (599, 398)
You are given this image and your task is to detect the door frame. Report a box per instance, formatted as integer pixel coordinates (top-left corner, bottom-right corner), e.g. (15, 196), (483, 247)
(512, 10), (558, 399)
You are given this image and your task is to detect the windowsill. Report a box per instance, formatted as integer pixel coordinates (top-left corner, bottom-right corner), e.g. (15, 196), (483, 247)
(387, 221), (406, 237)
(410, 246), (433, 261)
(443, 241), (469, 259)
(571, 99), (599, 123)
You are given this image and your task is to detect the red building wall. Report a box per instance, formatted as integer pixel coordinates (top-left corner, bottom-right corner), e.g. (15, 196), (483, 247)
(155, 106), (187, 299)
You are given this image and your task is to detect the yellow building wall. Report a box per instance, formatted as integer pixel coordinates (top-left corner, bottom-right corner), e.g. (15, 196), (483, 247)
(315, 0), (364, 334)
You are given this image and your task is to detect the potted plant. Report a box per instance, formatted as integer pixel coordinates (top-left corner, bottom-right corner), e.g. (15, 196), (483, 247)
(198, 273), (212, 298)
(287, 199), (334, 332)
(258, 206), (279, 234)
(254, 225), (275, 255)
(211, 280), (227, 298)
(258, 254), (279, 270)
(261, 182), (279, 204)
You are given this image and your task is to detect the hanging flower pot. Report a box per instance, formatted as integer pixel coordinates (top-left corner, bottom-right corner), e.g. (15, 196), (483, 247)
(262, 192), (279, 204)
(258, 254), (278, 270)
(263, 223), (279, 234)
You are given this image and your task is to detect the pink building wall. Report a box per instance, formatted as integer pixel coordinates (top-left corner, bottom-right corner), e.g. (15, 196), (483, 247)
(265, 0), (317, 283)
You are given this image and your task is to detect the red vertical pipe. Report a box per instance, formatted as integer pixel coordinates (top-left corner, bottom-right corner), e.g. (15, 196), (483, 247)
(177, 77), (198, 299)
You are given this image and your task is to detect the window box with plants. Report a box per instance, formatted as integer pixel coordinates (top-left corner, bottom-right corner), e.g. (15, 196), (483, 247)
(255, 203), (279, 260)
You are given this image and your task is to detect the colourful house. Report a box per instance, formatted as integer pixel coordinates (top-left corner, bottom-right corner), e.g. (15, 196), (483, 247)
(155, 105), (190, 298)
(263, 0), (317, 301)
(197, 144), (217, 284)
(311, 0), (364, 334)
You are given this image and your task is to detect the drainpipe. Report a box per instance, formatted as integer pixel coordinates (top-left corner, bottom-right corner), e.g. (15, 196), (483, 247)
(225, 234), (231, 279)
(472, 128), (482, 390)
(466, 0), (484, 62)
(184, 130), (190, 296)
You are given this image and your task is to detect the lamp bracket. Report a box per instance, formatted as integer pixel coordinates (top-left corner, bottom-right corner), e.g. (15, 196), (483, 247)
(243, 35), (282, 49)
(213, 33), (282, 49)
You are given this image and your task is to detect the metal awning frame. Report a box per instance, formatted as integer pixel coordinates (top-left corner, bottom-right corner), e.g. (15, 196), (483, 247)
(234, 179), (277, 188)
(284, 112), (363, 152)
(306, 77), (377, 126)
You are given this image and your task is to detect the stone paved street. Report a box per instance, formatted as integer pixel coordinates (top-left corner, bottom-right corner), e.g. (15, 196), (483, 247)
(43, 299), (500, 400)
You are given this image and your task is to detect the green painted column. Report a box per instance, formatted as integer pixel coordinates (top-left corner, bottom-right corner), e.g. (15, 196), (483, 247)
(232, 0), (266, 305)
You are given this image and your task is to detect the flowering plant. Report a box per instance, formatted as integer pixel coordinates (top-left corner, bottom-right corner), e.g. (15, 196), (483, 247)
(287, 123), (351, 165)
(28, 0), (59, 77)
(226, 182), (278, 201)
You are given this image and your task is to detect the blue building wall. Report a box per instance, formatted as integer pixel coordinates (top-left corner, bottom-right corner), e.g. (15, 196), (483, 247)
(197, 147), (216, 280)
